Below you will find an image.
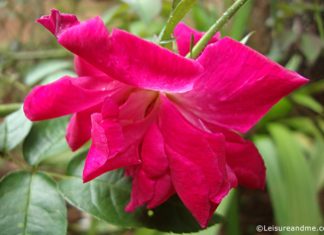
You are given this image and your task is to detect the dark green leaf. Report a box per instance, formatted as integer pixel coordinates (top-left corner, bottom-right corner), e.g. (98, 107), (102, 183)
(292, 93), (323, 114)
(23, 117), (70, 166)
(58, 152), (144, 227)
(0, 107), (32, 152)
(0, 171), (67, 235)
(59, 152), (220, 233)
(143, 196), (221, 233)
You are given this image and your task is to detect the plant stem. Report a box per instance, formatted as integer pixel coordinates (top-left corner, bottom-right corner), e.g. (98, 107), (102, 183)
(315, 0), (324, 42)
(3, 49), (70, 61)
(41, 171), (73, 180)
(0, 103), (21, 117)
(186, 0), (249, 59)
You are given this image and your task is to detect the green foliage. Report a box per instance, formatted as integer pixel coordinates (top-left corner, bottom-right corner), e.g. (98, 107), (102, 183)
(0, 171), (67, 235)
(23, 117), (70, 166)
(59, 152), (221, 233)
(123, 0), (162, 23)
(0, 1), (324, 235)
(0, 108), (32, 152)
(24, 60), (73, 86)
(299, 33), (324, 65)
(255, 125), (322, 234)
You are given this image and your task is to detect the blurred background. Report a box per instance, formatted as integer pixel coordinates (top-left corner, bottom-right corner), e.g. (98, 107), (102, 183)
(0, 0), (323, 234)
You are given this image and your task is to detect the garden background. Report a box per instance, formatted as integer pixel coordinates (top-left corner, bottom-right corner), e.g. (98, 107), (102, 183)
(0, 0), (323, 235)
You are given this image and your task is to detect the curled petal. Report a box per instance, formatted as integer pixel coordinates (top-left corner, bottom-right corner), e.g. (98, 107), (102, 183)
(206, 123), (265, 189)
(66, 104), (101, 151)
(74, 56), (106, 77)
(226, 140), (265, 189)
(174, 22), (220, 56)
(38, 10), (203, 93)
(175, 37), (308, 133)
(126, 123), (174, 211)
(159, 97), (236, 227)
(83, 94), (159, 182)
(83, 113), (140, 182)
(119, 90), (158, 121)
(37, 9), (79, 37)
(24, 76), (111, 121)
(83, 144), (141, 183)
(126, 170), (174, 212)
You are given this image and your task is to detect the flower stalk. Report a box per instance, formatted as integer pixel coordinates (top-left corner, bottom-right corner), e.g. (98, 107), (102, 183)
(0, 103), (21, 117)
(187, 0), (249, 59)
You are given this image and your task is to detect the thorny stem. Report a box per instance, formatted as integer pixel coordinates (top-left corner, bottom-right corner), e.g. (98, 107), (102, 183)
(0, 103), (21, 117)
(186, 0), (249, 59)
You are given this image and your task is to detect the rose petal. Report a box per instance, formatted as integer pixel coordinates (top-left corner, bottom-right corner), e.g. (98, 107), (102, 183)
(119, 90), (158, 121)
(37, 10), (203, 93)
(66, 104), (101, 151)
(126, 123), (174, 211)
(159, 97), (235, 227)
(175, 37), (308, 133)
(205, 123), (265, 189)
(37, 9), (79, 37)
(82, 113), (140, 182)
(74, 56), (106, 77)
(83, 144), (140, 183)
(174, 22), (220, 56)
(83, 93), (159, 182)
(23, 76), (112, 121)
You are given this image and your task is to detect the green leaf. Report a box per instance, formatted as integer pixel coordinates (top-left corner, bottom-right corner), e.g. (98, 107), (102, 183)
(58, 152), (145, 227)
(285, 54), (302, 71)
(282, 117), (323, 136)
(191, 5), (215, 31)
(102, 4), (129, 25)
(256, 98), (292, 128)
(143, 196), (221, 233)
(59, 152), (220, 233)
(159, 0), (197, 48)
(310, 138), (324, 191)
(172, 0), (181, 9)
(254, 136), (290, 229)
(123, 0), (162, 23)
(0, 107), (32, 152)
(261, 125), (322, 228)
(24, 60), (72, 85)
(0, 171), (67, 235)
(292, 93), (323, 114)
(229, 0), (254, 40)
(41, 70), (76, 85)
(300, 33), (324, 65)
(23, 117), (70, 166)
